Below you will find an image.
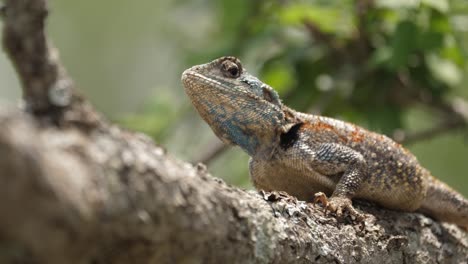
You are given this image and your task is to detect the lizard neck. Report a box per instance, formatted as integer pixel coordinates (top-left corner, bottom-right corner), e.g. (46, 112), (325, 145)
(200, 99), (288, 156)
(222, 117), (274, 156)
(223, 106), (302, 157)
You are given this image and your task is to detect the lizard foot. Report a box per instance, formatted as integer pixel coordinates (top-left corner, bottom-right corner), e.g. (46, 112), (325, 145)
(313, 192), (364, 221)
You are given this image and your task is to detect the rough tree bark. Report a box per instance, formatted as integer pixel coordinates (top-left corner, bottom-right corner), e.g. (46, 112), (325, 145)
(0, 0), (466, 263)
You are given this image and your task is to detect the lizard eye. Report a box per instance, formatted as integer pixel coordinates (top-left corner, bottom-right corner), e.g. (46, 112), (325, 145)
(221, 59), (241, 78)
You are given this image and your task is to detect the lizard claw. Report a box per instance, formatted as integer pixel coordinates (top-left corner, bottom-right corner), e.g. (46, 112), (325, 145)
(313, 192), (333, 215)
(313, 192), (365, 221)
(313, 192), (329, 207)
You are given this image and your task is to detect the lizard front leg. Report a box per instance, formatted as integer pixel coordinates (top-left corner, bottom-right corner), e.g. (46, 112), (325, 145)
(310, 143), (367, 219)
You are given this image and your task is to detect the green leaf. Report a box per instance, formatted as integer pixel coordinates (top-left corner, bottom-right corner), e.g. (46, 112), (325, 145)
(429, 12), (451, 32)
(368, 46), (392, 69)
(441, 45), (464, 66)
(421, 0), (449, 13)
(375, 0), (419, 9)
(426, 54), (463, 86)
(417, 31), (443, 51)
(376, 0), (449, 13)
(389, 21), (418, 69)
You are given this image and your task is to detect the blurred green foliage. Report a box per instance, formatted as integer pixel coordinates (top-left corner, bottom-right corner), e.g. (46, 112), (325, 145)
(0, 0), (467, 195)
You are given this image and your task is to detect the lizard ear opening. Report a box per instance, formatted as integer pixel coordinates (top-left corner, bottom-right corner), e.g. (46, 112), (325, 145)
(279, 123), (303, 150)
(262, 86), (281, 105)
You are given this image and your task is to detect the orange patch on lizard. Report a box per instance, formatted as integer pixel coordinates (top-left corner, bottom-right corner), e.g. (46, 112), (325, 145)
(350, 126), (364, 143)
(304, 121), (334, 131)
(302, 121), (347, 142)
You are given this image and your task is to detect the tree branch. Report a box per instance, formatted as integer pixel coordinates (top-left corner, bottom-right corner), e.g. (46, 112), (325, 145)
(394, 119), (466, 145)
(0, 0), (466, 263)
(1, 109), (466, 264)
(195, 139), (229, 165)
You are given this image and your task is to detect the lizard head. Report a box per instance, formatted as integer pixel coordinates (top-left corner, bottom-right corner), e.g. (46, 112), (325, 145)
(182, 56), (292, 156)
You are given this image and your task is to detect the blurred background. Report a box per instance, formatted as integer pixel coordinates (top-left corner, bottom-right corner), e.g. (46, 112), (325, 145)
(1, 0), (467, 196)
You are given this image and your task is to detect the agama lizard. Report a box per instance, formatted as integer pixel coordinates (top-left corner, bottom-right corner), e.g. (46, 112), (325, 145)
(182, 56), (468, 229)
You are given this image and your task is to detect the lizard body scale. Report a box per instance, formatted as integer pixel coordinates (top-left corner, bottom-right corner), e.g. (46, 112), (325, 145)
(182, 56), (468, 229)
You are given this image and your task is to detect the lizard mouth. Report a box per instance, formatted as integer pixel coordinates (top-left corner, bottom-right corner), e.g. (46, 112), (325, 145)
(181, 70), (232, 94)
(181, 70), (216, 84)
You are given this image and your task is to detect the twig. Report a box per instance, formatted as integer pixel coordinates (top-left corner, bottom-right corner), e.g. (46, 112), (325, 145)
(393, 97), (468, 144)
(394, 119), (466, 145)
(195, 139), (229, 165)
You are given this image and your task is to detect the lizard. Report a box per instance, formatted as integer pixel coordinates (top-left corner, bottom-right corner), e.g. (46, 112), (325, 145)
(181, 56), (468, 229)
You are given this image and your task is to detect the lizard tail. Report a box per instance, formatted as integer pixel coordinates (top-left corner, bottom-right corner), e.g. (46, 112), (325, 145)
(419, 176), (468, 230)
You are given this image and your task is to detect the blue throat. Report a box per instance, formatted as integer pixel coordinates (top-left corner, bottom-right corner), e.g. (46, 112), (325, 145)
(221, 118), (259, 156)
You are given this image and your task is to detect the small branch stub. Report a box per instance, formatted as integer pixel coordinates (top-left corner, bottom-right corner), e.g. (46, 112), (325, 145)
(2, 0), (74, 114)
